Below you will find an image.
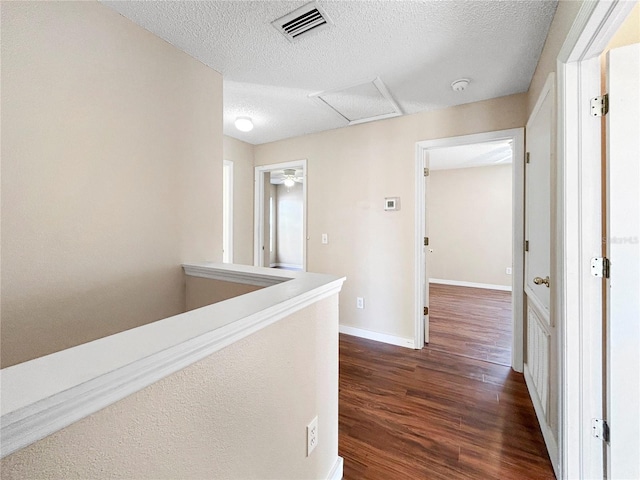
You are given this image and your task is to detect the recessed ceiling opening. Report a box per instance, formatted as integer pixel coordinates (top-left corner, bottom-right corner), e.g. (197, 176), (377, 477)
(272, 2), (333, 42)
(311, 77), (402, 125)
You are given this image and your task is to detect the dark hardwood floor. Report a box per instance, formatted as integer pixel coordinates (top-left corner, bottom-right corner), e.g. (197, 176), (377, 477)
(429, 283), (512, 366)
(338, 286), (554, 479)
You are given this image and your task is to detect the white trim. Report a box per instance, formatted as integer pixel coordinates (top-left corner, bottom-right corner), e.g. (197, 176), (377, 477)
(254, 160), (308, 271)
(414, 143), (426, 349)
(182, 262), (287, 287)
(339, 325), (414, 349)
(415, 128), (525, 371)
(1, 264), (345, 458)
(524, 365), (559, 477)
(556, 2), (636, 479)
(429, 278), (512, 292)
(327, 456), (344, 480)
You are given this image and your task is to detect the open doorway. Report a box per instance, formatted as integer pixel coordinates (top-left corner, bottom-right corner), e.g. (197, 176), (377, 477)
(414, 128), (525, 371)
(254, 160), (307, 271)
(426, 141), (514, 366)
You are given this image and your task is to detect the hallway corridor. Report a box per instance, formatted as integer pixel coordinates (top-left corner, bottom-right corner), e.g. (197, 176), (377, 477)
(338, 332), (553, 479)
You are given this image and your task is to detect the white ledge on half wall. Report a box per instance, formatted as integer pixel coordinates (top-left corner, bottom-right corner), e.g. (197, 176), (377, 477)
(0, 263), (345, 459)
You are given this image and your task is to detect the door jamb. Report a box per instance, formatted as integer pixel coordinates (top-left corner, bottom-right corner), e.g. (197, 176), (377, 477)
(254, 160), (308, 270)
(556, 1), (636, 479)
(414, 128), (525, 373)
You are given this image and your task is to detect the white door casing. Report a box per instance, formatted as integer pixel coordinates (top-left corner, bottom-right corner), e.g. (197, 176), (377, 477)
(557, 2), (637, 478)
(606, 42), (640, 480)
(423, 153), (430, 343)
(254, 160), (308, 271)
(414, 128), (525, 368)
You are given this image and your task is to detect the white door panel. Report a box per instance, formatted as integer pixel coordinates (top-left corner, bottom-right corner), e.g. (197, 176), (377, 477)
(525, 84), (552, 318)
(606, 42), (640, 480)
(523, 74), (556, 472)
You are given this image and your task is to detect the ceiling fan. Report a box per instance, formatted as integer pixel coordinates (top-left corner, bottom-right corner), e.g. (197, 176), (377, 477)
(271, 168), (303, 187)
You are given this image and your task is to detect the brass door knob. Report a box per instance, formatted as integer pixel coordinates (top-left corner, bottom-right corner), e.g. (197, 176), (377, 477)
(533, 276), (550, 287)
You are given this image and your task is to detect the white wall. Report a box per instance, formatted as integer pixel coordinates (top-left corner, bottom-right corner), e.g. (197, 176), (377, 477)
(255, 94), (527, 342)
(276, 183), (304, 267)
(0, 1), (223, 367)
(1, 296), (341, 480)
(429, 165), (512, 287)
(223, 136), (255, 265)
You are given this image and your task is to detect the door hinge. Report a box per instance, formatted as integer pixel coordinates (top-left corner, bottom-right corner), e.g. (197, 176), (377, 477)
(590, 94), (609, 117)
(424, 306), (429, 315)
(424, 167), (430, 177)
(526, 152), (530, 164)
(592, 418), (610, 442)
(590, 257), (610, 278)
(525, 240), (529, 252)
(424, 237), (429, 246)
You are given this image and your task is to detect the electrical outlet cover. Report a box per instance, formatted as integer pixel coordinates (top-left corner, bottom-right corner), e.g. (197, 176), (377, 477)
(307, 416), (318, 456)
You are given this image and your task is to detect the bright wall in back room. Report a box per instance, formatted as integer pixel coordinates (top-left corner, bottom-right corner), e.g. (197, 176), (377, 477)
(254, 94), (527, 343)
(428, 164), (512, 288)
(276, 183), (304, 268)
(223, 135), (255, 266)
(0, 1), (223, 367)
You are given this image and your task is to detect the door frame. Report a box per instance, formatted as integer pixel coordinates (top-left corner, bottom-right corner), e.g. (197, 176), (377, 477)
(254, 160), (308, 270)
(414, 128), (525, 372)
(556, 1), (637, 479)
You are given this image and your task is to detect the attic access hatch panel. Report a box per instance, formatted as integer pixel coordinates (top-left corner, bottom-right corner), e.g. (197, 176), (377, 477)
(311, 78), (403, 125)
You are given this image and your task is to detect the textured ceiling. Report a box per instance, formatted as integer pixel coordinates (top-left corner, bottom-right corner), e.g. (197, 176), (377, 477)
(102, 0), (557, 145)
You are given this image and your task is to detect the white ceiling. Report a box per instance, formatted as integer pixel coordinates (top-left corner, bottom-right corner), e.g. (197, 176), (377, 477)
(429, 140), (513, 171)
(102, 0), (557, 145)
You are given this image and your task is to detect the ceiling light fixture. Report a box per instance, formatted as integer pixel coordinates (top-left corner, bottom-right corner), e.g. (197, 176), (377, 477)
(451, 79), (470, 92)
(235, 117), (254, 132)
(283, 168), (297, 187)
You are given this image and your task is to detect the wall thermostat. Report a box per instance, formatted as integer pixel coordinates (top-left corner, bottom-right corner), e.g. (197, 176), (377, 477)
(384, 197), (400, 211)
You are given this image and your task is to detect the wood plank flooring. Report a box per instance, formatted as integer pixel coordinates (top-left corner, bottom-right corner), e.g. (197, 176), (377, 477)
(429, 284), (512, 366)
(339, 285), (554, 479)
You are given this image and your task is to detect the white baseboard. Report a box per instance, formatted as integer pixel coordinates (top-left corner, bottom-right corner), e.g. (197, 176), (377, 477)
(429, 278), (512, 292)
(339, 325), (414, 349)
(524, 364), (559, 478)
(327, 456), (344, 480)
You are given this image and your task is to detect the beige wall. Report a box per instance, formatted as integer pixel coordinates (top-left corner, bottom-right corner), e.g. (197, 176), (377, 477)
(601, 2), (640, 87)
(276, 183), (304, 267)
(255, 94), (527, 340)
(1, 296), (340, 480)
(1, 2), (223, 367)
(606, 1), (640, 50)
(185, 276), (263, 311)
(429, 165), (512, 287)
(223, 136), (255, 265)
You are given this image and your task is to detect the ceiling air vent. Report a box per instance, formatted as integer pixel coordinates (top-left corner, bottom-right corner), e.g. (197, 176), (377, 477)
(272, 2), (333, 42)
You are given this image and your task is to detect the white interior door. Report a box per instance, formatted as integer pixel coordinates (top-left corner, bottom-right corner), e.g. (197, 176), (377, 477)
(523, 74), (557, 472)
(525, 89), (552, 316)
(606, 42), (640, 480)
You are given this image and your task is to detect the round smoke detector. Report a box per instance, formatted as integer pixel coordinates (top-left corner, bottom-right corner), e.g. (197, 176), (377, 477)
(451, 79), (470, 92)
